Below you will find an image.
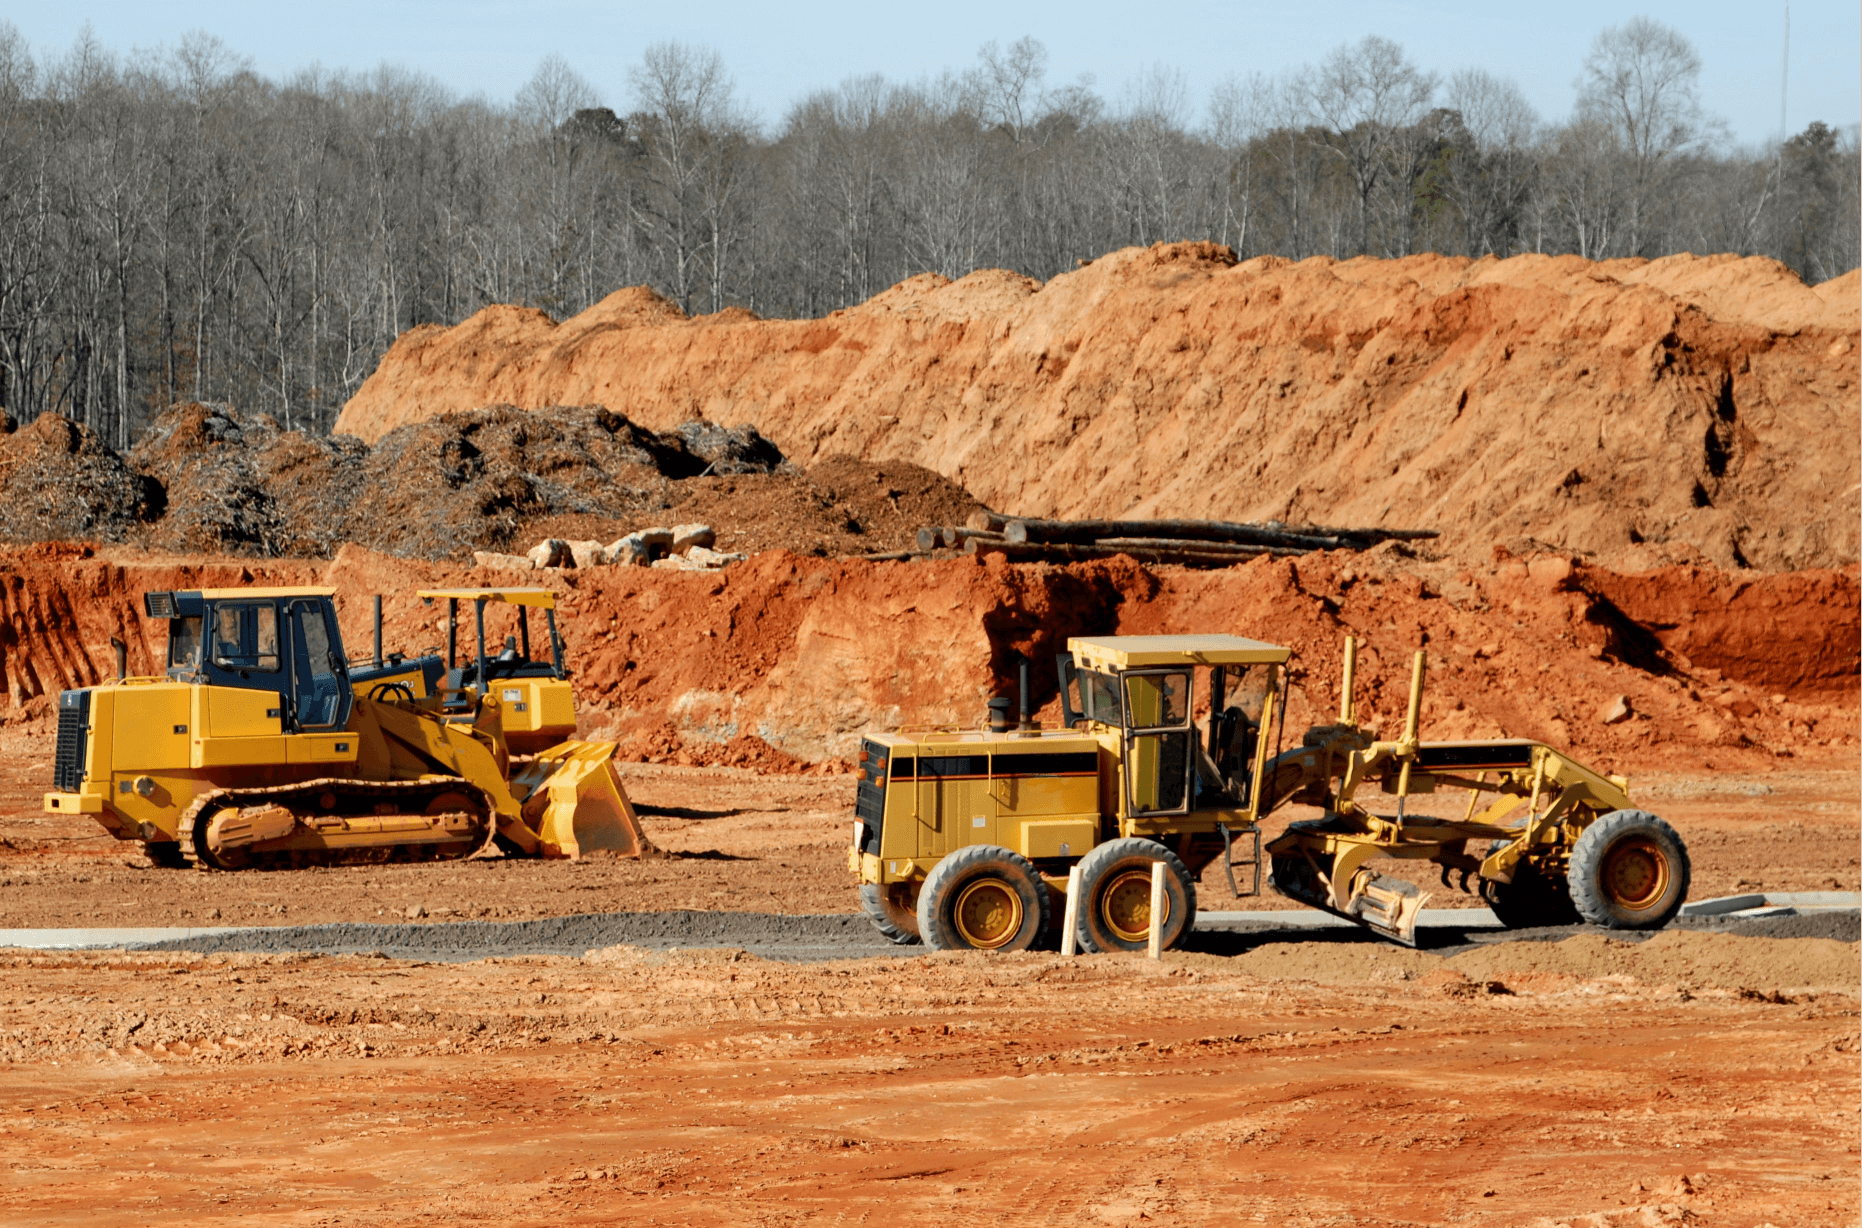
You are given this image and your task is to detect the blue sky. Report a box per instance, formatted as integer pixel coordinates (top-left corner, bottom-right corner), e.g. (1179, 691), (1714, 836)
(14, 0), (1859, 145)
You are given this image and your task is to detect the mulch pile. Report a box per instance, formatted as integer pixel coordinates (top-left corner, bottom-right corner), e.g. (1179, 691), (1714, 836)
(0, 403), (977, 562)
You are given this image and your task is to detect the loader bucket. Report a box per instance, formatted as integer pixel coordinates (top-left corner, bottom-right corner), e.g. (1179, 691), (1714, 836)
(512, 741), (658, 859)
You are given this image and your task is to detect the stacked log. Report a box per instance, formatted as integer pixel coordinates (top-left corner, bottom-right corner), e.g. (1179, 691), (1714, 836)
(891, 513), (1437, 568)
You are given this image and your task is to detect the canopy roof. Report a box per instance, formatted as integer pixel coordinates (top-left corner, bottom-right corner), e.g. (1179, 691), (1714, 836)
(417, 588), (558, 609)
(1069, 633), (1290, 670)
(191, 587), (336, 601)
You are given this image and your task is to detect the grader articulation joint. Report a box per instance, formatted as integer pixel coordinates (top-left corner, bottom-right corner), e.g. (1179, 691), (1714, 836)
(850, 633), (1689, 952)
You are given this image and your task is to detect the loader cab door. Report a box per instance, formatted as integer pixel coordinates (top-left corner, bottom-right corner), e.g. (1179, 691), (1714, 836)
(285, 599), (352, 731)
(1121, 669), (1193, 817)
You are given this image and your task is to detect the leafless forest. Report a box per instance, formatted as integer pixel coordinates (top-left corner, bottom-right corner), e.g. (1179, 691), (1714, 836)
(4, 19), (1857, 443)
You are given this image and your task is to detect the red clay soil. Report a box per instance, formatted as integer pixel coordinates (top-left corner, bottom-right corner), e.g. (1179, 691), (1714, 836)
(2, 939), (1856, 1227)
(336, 246), (1862, 573)
(4, 543), (1853, 775)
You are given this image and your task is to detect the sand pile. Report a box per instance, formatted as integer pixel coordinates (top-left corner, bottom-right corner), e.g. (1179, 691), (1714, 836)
(7, 543), (1853, 770)
(338, 246), (1862, 573)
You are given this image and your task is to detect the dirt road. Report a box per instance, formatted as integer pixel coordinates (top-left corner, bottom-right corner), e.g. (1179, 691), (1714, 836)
(1, 933), (1856, 1227)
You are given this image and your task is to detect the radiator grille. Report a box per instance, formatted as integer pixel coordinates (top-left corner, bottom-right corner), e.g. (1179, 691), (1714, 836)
(855, 738), (888, 855)
(53, 690), (90, 793)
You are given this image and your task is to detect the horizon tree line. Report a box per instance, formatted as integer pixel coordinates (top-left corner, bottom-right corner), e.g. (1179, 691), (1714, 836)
(0, 17), (1854, 447)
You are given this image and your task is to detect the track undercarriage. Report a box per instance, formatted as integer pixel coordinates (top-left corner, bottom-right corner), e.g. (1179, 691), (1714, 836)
(176, 777), (496, 870)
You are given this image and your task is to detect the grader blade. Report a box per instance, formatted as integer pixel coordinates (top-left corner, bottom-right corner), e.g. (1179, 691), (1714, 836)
(1346, 871), (1430, 947)
(512, 741), (658, 859)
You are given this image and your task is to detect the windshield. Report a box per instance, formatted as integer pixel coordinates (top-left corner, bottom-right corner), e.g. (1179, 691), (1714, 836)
(168, 617), (202, 670)
(1223, 664), (1272, 724)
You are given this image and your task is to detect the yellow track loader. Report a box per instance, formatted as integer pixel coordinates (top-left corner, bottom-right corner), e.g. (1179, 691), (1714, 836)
(45, 586), (653, 869)
(850, 634), (1689, 951)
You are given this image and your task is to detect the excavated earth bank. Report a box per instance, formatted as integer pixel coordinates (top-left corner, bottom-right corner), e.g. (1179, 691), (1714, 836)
(338, 245), (1861, 573)
(4, 543), (1854, 772)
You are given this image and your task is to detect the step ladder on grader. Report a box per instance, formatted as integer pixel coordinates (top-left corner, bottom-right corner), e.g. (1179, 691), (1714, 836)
(46, 586), (653, 869)
(850, 633), (1689, 951)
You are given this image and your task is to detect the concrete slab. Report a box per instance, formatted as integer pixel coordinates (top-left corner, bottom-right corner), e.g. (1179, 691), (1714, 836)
(1681, 891), (1859, 917)
(0, 926), (245, 950)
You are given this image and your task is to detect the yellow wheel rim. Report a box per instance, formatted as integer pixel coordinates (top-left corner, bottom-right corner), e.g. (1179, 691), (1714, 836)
(1602, 837), (1668, 910)
(1101, 868), (1167, 943)
(952, 879), (1023, 949)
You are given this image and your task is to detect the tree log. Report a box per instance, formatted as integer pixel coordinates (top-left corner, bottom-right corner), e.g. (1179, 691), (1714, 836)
(1002, 518), (1436, 551)
(966, 539), (1288, 567)
(965, 510), (1011, 532)
(941, 526), (1005, 547)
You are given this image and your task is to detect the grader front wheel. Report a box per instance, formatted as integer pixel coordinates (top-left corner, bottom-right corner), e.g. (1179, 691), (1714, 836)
(1568, 810), (1691, 929)
(1479, 842), (1580, 929)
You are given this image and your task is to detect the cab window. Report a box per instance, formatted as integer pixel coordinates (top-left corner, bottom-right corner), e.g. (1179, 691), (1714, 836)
(211, 603), (281, 673)
(168, 617), (202, 669)
(1123, 670), (1189, 729)
(1080, 669), (1123, 727)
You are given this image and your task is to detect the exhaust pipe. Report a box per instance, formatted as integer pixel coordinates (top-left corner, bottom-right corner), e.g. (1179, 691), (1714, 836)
(110, 636), (127, 681)
(1017, 652), (1034, 732)
(373, 595), (383, 668)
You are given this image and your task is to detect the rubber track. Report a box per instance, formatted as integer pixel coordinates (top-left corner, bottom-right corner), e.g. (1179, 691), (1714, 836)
(177, 777), (496, 871)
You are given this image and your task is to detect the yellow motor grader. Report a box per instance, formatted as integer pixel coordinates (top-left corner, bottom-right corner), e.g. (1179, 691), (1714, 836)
(45, 586), (652, 870)
(850, 634), (1689, 951)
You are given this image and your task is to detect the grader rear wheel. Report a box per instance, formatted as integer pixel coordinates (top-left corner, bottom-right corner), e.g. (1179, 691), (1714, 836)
(859, 882), (921, 945)
(915, 844), (1048, 953)
(1073, 838), (1197, 954)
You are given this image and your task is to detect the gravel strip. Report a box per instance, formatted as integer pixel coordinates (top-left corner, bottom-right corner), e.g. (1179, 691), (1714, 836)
(125, 907), (1858, 963)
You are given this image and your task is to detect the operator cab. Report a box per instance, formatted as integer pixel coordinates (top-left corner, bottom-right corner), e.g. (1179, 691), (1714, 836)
(1056, 634), (1290, 817)
(147, 587), (355, 732)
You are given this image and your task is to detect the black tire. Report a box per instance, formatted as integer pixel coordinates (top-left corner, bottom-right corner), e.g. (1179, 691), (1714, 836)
(1568, 809), (1690, 929)
(1479, 839), (1581, 928)
(141, 841), (187, 869)
(860, 882), (922, 945)
(1074, 838), (1197, 954)
(916, 845), (1048, 953)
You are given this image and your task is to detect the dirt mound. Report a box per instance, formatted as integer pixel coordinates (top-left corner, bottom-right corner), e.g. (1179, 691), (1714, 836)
(663, 456), (984, 557)
(0, 415), (160, 544)
(338, 245), (1862, 573)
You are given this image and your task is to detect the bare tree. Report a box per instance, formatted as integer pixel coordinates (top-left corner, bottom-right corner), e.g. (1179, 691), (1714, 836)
(1577, 16), (1711, 255)
(1437, 69), (1539, 256)
(1307, 36), (1437, 255)
(1208, 72), (1271, 254)
(974, 37), (1047, 142)
(629, 41), (745, 313)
